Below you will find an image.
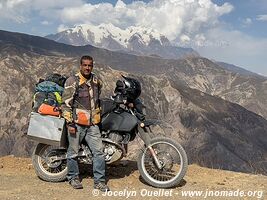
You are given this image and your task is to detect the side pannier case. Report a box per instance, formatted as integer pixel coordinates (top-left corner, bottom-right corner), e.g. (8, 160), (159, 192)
(27, 112), (67, 147)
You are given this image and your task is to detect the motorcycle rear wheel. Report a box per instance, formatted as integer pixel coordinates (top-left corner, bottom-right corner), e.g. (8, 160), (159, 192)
(32, 143), (68, 182)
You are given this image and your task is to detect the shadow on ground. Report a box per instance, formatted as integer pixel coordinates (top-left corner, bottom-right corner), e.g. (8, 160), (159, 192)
(79, 160), (187, 189)
(79, 160), (138, 181)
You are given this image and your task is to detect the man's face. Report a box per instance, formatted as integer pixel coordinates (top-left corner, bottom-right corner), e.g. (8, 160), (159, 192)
(80, 59), (93, 77)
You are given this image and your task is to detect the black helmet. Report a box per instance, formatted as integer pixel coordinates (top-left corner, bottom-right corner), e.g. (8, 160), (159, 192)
(122, 75), (141, 101)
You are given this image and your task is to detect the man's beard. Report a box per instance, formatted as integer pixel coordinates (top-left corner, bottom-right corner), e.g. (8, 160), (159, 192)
(81, 71), (92, 79)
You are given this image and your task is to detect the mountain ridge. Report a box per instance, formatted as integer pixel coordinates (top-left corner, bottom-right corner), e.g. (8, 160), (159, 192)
(216, 61), (266, 78)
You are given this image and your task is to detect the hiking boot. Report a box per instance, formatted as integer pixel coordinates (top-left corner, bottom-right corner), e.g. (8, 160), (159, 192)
(94, 182), (110, 192)
(69, 178), (83, 189)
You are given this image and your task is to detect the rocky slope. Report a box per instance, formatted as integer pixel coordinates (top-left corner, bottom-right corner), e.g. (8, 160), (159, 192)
(0, 30), (267, 175)
(0, 156), (266, 200)
(46, 23), (198, 59)
(165, 58), (267, 120)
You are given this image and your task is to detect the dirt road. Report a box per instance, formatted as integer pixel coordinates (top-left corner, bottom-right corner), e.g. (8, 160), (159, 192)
(0, 156), (266, 200)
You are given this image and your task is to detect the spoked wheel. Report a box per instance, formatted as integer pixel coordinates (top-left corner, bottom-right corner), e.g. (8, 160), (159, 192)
(32, 143), (68, 182)
(137, 137), (188, 188)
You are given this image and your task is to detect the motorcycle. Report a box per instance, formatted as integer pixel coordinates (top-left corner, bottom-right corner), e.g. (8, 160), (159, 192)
(31, 78), (188, 188)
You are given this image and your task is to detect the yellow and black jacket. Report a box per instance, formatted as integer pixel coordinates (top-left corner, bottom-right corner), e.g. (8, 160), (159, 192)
(61, 72), (102, 125)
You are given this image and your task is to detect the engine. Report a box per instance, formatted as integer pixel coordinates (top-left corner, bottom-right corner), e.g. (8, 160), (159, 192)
(102, 132), (124, 164)
(109, 132), (123, 144)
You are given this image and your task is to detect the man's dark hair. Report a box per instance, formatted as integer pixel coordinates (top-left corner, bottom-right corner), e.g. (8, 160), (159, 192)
(80, 55), (93, 65)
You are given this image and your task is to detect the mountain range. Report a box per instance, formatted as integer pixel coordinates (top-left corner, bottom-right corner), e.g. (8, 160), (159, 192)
(0, 29), (266, 175)
(46, 23), (199, 59)
(3, 30), (267, 119)
(46, 24), (267, 78)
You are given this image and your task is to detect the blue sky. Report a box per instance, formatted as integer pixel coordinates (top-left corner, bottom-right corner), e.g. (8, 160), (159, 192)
(0, 0), (266, 75)
(212, 0), (267, 38)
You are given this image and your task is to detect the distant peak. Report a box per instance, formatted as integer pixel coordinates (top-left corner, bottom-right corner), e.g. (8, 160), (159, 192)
(57, 23), (166, 46)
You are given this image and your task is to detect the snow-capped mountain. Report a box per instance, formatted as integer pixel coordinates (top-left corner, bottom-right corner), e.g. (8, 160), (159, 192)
(45, 23), (199, 59)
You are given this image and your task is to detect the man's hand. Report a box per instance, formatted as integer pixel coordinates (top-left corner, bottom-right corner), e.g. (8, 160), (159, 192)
(67, 123), (76, 134)
(128, 103), (134, 108)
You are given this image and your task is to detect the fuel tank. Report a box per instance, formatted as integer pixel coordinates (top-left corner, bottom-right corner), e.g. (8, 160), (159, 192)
(101, 109), (138, 132)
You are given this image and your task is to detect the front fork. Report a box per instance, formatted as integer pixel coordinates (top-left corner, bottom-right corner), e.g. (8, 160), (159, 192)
(138, 125), (163, 170)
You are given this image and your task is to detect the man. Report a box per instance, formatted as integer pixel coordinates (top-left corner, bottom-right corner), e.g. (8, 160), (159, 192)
(61, 55), (109, 191)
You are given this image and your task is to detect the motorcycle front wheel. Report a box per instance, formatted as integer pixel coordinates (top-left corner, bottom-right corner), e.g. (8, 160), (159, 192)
(137, 137), (188, 188)
(32, 143), (68, 182)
